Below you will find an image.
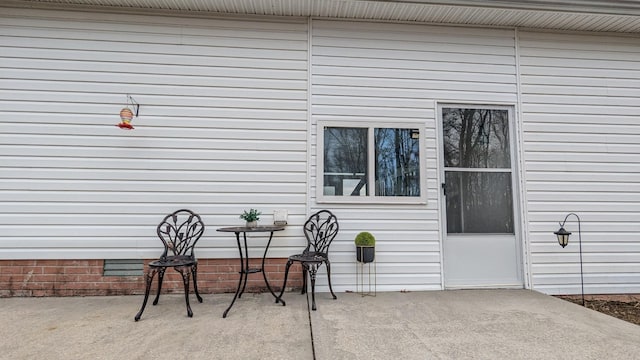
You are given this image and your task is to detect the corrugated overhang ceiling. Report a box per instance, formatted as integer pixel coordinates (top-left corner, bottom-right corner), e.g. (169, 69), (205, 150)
(7, 0), (640, 33)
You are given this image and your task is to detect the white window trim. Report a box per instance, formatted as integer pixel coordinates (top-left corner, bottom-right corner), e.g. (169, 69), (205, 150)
(316, 120), (428, 204)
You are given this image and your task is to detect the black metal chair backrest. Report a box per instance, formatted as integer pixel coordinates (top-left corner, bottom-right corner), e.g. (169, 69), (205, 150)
(303, 210), (339, 256)
(156, 209), (205, 260)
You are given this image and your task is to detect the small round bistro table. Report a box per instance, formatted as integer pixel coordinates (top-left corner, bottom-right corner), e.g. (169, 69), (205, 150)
(216, 225), (286, 318)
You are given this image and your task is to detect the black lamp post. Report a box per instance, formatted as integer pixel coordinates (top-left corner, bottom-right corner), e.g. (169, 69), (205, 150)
(554, 213), (584, 306)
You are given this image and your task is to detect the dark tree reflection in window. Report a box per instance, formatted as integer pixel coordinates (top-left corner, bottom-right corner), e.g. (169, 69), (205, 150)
(375, 128), (420, 196)
(323, 127), (368, 196)
(443, 108), (510, 168)
(445, 172), (514, 233)
(443, 107), (514, 234)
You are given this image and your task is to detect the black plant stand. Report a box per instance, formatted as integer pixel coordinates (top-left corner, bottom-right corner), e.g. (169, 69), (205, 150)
(356, 249), (376, 297)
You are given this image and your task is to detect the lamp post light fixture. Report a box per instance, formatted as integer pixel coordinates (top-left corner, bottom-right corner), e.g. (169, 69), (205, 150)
(554, 226), (571, 248)
(554, 212), (585, 307)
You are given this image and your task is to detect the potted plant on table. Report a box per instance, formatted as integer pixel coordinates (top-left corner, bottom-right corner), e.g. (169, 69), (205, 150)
(355, 231), (375, 263)
(240, 208), (261, 228)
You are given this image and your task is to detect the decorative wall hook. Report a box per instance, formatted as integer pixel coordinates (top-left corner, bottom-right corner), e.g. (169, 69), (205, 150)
(117, 95), (140, 130)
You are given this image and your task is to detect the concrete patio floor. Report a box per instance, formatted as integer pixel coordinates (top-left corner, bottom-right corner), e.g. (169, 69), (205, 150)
(1, 289), (639, 359)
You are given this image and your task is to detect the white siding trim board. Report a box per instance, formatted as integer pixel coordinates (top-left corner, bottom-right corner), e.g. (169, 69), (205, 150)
(514, 28), (534, 290)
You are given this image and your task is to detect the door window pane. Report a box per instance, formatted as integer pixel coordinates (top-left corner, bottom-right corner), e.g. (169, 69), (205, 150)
(375, 128), (421, 196)
(323, 127), (368, 196)
(445, 172), (514, 234)
(443, 108), (510, 168)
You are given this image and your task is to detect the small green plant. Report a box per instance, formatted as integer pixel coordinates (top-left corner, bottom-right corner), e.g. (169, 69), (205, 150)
(240, 208), (261, 222)
(354, 231), (375, 247)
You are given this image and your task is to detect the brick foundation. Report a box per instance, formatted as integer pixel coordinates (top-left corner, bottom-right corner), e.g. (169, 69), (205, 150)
(0, 259), (303, 297)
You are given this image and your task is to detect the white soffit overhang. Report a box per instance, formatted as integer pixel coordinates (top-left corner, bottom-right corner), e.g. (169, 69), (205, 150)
(7, 0), (640, 33)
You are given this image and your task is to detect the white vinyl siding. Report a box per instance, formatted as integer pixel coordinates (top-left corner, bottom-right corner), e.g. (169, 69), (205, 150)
(519, 30), (640, 295)
(310, 20), (518, 292)
(3, 5), (640, 297)
(0, 8), (309, 259)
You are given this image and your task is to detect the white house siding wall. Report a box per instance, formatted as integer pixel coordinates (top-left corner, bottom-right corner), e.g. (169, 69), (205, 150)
(5, 6), (640, 297)
(0, 8), (309, 260)
(519, 30), (640, 295)
(309, 20), (518, 292)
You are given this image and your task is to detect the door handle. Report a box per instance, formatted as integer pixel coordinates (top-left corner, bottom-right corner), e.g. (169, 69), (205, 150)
(441, 183), (446, 196)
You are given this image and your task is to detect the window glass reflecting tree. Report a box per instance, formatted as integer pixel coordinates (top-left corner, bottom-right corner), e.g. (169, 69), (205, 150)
(375, 128), (420, 196)
(443, 108), (510, 168)
(442, 108), (514, 234)
(323, 127), (368, 196)
(445, 172), (514, 233)
(321, 125), (423, 200)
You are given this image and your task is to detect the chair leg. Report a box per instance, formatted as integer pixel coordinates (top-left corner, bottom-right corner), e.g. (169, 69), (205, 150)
(152, 267), (166, 306)
(325, 260), (337, 300)
(134, 268), (158, 321)
(175, 266), (193, 318)
(192, 263), (203, 303)
(278, 260), (293, 303)
(308, 264), (318, 311)
(301, 267), (307, 294)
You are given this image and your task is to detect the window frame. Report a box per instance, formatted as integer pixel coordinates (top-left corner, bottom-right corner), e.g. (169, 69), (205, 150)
(317, 121), (427, 204)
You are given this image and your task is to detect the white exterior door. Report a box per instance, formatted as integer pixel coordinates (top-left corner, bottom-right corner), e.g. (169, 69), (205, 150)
(440, 105), (523, 288)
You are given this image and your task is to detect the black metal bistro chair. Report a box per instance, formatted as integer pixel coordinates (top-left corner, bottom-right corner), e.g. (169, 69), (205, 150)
(134, 209), (205, 321)
(278, 210), (339, 310)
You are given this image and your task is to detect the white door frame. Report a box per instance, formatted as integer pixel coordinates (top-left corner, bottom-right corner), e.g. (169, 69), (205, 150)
(436, 102), (524, 289)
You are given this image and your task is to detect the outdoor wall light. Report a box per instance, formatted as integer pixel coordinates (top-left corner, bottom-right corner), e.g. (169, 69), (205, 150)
(554, 212), (585, 306)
